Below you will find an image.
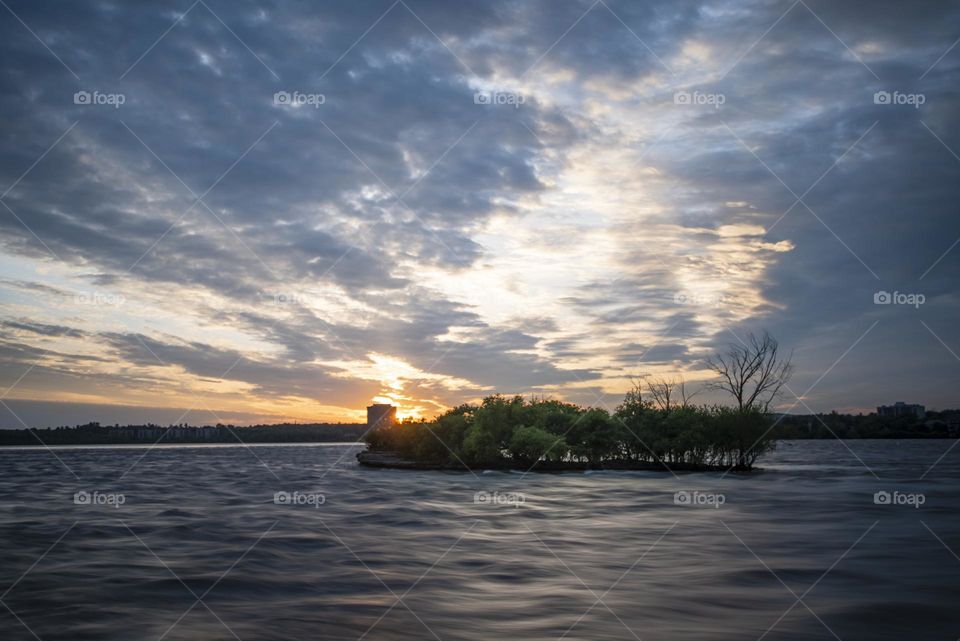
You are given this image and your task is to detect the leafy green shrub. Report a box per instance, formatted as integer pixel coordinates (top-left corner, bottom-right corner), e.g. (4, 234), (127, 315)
(508, 426), (567, 465)
(461, 424), (501, 465)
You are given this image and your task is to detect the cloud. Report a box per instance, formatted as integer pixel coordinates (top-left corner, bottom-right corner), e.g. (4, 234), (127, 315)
(0, 319), (84, 337)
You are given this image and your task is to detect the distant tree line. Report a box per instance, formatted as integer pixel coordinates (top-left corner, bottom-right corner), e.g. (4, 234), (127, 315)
(0, 422), (368, 446)
(771, 411), (960, 439)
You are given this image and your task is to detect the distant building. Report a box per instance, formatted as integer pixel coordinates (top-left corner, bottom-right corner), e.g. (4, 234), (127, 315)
(367, 404), (397, 429)
(877, 402), (926, 419)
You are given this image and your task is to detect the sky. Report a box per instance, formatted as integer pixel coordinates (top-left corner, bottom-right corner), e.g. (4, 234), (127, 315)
(0, 0), (958, 427)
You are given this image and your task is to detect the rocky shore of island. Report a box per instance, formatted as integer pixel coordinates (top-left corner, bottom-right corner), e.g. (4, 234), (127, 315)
(356, 449), (737, 472)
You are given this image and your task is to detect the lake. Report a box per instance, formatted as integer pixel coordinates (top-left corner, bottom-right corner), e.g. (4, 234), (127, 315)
(0, 439), (958, 640)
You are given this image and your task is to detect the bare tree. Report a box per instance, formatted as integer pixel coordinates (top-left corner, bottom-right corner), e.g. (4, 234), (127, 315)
(647, 375), (702, 410)
(647, 376), (674, 411)
(677, 378), (702, 408)
(706, 331), (793, 412)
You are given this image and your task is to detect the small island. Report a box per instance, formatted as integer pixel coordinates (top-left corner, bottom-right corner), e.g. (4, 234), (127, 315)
(357, 389), (774, 473)
(358, 331), (797, 473)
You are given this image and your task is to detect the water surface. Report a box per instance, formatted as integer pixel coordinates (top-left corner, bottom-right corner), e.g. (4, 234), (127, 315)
(1, 439), (958, 640)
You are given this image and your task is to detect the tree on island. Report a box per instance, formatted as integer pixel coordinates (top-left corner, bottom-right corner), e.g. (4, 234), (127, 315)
(706, 330), (793, 412)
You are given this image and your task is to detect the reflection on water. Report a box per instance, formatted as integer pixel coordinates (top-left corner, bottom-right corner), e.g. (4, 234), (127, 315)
(1, 440), (958, 640)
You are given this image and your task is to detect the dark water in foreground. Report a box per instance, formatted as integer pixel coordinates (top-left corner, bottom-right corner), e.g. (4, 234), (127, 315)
(1, 440), (958, 640)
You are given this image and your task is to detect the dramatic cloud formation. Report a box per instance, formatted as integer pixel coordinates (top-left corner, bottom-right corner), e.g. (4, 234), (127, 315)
(1, 0), (958, 426)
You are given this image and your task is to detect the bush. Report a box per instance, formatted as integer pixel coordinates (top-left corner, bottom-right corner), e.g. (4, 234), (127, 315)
(508, 426), (567, 465)
(461, 424), (501, 465)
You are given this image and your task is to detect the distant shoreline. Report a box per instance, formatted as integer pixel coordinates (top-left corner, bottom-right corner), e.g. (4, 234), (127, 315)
(0, 423), (368, 447)
(0, 441), (364, 450)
